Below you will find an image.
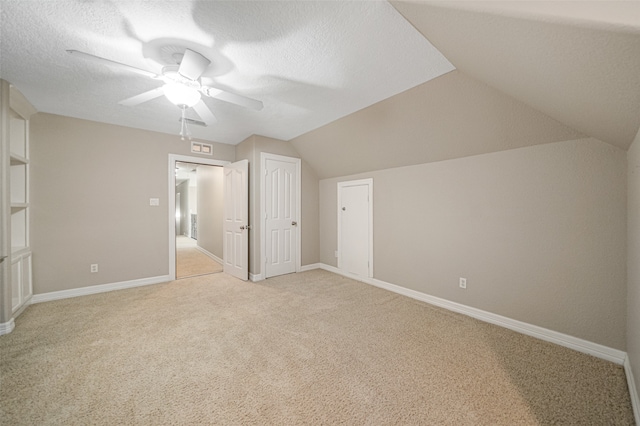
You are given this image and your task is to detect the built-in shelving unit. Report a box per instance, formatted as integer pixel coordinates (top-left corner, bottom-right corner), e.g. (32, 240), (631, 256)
(5, 85), (35, 316)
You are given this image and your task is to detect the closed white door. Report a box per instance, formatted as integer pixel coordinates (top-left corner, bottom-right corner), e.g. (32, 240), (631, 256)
(223, 160), (248, 281)
(264, 154), (300, 278)
(338, 179), (373, 277)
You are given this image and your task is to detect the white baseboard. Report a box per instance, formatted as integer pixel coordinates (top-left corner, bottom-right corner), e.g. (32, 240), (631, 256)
(12, 296), (31, 318)
(0, 318), (15, 336)
(195, 246), (223, 265)
(250, 273), (264, 282)
(31, 275), (171, 304)
(625, 355), (640, 425)
(252, 264), (319, 281)
(300, 263), (322, 272)
(314, 263), (626, 365)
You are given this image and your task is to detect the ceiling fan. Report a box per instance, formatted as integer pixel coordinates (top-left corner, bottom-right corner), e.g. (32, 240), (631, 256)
(67, 48), (263, 138)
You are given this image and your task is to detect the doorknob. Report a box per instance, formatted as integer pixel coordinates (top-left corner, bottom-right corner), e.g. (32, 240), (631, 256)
(240, 226), (246, 230)
(292, 221), (297, 226)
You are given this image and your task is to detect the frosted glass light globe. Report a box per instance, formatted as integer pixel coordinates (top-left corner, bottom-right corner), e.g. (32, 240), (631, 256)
(163, 83), (201, 107)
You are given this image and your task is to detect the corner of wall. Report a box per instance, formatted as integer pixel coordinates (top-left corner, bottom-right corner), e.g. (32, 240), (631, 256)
(627, 125), (640, 423)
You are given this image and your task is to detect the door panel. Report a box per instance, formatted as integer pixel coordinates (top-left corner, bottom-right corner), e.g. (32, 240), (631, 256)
(265, 156), (298, 278)
(338, 180), (373, 277)
(223, 160), (248, 280)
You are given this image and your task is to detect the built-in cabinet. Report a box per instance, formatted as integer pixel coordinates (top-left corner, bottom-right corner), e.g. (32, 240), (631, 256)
(5, 84), (35, 317)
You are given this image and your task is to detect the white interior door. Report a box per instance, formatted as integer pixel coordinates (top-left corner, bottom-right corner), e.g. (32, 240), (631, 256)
(338, 179), (373, 277)
(223, 160), (249, 280)
(264, 154), (300, 278)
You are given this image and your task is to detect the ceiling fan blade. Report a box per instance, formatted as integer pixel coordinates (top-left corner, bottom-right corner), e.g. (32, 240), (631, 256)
(67, 50), (159, 79)
(192, 100), (217, 126)
(118, 87), (165, 107)
(178, 49), (211, 81)
(201, 86), (264, 111)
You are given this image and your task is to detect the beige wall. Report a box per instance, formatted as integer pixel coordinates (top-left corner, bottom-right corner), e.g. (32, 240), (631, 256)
(235, 135), (319, 277)
(196, 165), (223, 259)
(628, 126), (640, 399)
(291, 71), (584, 179)
(30, 113), (235, 294)
(320, 138), (627, 349)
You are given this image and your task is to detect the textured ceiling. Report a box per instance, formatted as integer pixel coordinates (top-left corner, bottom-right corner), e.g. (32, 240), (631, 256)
(392, 1), (640, 150)
(0, 0), (454, 145)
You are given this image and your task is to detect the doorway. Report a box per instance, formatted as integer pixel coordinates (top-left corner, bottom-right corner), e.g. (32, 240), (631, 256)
(174, 161), (224, 279)
(337, 178), (373, 278)
(168, 154), (229, 280)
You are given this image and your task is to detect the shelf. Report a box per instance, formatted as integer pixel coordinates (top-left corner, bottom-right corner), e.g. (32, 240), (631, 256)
(10, 208), (27, 249)
(11, 204), (28, 211)
(10, 154), (28, 165)
(11, 246), (30, 257)
(10, 163), (27, 204)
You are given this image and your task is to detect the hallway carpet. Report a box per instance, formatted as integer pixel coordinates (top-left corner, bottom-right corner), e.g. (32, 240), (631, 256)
(176, 236), (222, 279)
(0, 270), (634, 425)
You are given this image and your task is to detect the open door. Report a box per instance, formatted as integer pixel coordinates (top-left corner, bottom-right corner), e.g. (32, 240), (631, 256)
(223, 159), (249, 280)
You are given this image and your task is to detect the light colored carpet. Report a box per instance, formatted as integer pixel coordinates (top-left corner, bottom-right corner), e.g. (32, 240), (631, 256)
(176, 241), (223, 279)
(0, 270), (634, 425)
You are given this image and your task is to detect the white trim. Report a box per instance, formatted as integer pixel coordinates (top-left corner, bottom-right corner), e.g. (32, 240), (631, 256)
(12, 295), (31, 318)
(300, 263), (321, 272)
(625, 355), (640, 424)
(260, 153), (302, 279)
(195, 245), (223, 265)
(31, 275), (170, 304)
(0, 318), (15, 336)
(168, 154), (229, 280)
(337, 178), (374, 278)
(250, 273), (264, 282)
(314, 263), (626, 365)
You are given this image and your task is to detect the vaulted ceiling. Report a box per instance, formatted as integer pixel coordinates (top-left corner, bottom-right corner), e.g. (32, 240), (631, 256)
(2, 0), (639, 162)
(0, 0), (453, 144)
(392, 1), (640, 151)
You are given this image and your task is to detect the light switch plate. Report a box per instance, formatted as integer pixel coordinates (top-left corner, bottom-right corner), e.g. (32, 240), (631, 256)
(150, 198), (160, 206)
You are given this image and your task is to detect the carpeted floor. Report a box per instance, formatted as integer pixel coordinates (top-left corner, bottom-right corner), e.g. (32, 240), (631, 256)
(176, 236), (223, 279)
(0, 270), (634, 425)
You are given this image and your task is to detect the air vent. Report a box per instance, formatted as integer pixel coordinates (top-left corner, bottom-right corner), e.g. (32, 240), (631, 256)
(191, 141), (213, 155)
(179, 117), (207, 127)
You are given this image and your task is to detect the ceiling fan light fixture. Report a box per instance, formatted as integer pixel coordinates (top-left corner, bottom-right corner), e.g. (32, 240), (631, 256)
(163, 83), (201, 107)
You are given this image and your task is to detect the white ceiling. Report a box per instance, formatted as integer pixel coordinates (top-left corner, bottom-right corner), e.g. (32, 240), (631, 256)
(0, 0), (454, 145)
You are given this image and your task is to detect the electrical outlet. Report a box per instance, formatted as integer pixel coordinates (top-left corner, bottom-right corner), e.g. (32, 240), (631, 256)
(91, 264), (98, 273)
(459, 277), (467, 289)
(335, 250), (339, 258)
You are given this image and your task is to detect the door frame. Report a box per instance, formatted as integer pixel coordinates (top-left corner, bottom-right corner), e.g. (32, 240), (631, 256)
(337, 178), (374, 278)
(168, 154), (229, 280)
(260, 152), (302, 279)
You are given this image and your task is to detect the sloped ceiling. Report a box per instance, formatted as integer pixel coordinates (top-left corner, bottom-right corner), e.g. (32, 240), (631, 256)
(290, 70), (585, 179)
(0, 0), (453, 145)
(391, 1), (640, 150)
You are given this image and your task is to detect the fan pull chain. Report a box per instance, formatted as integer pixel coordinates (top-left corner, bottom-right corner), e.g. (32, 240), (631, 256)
(180, 105), (192, 141)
